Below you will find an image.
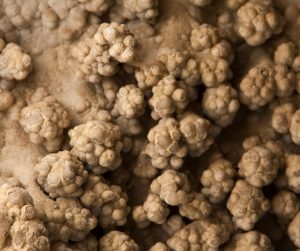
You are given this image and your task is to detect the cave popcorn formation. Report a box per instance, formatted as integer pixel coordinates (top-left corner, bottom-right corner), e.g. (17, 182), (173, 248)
(0, 0), (300, 250)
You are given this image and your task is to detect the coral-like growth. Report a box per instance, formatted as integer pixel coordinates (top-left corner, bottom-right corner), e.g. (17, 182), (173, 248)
(200, 157), (236, 203)
(286, 154), (300, 193)
(0, 43), (32, 80)
(149, 75), (193, 120)
(80, 175), (129, 228)
(272, 102), (295, 134)
(224, 231), (273, 251)
(112, 84), (145, 119)
(72, 22), (136, 82)
(34, 151), (88, 198)
(20, 99), (70, 152)
(271, 190), (299, 223)
(146, 118), (187, 169)
(227, 180), (270, 230)
(179, 112), (219, 157)
(235, 0), (285, 46)
(238, 145), (280, 188)
(150, 170), (191, 206)
(69, 120), (123, 174)
(202, 84), (239, 127)
(99, 231), (138, 251)
(178, 192), (212, 220)
(239, 64), (275, 110)
(167, 210), (233, 251)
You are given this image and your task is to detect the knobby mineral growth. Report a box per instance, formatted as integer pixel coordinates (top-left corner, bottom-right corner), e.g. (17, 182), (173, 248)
(0, 0), (300, 250)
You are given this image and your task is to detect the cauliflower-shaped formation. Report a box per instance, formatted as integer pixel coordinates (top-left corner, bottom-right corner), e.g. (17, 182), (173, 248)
(94, 22), (136, 64)
(274, 42), (300, 85)
(150, 170), (191, 206)
(290, 110), (300, 145)
(134, 193), (169, 225)
(224, 231), (273, 251)
(209, 40), (234, 62)
(149, 75), (192, 120)
(274, 42), (297, 67)
(25, 86), (52, 105)
(199, 56), (232, 87)
(190, 24), (221, 52)
(0, 89), (14, 111)
(40, 7), (59, 30)
(0, 183), (34, 217)
(145, 118), (188, 169)
(286, 154), (300, 193)
(143, 193), (169, 224)
(80, 175), (129, 228)
(239, 64), (275, 110)
(271, 102), (295, 134)
(238, 145), (280, 188)
(132, 205), (150, 229)
(112, 84), (145, 119)
(71, 39), (103, 83)
(162, 215), (186, 236)
(135, 63), (167, 90)
(158, 48), (189, 77)
(167, 210), (233, 251)
(78, 0), (113, 15)
(0, 183), (51, 251)
(217, 11), (238, 42)
(179, 192), (212, 220)
(288, 212), (300, 248)
(10, 219), (50, 251)
(149, 242), (170, 251)
(202, 84), (239, 127)
(190, 24), (233, 61)
(111, 0), (159, 22)
(99, 231), (138, 251)
(69, 120), (123, 174)
(92, 78), (120, 112)
(2, 0), (38, 29)
(20, 99), (70, 152)
(0, 43), (32, 80)
(52, 235), (98, 251)
(34, 151), (88, 198)
(274, 64), (296, 97)
(115, 117), (143, 153)
(179, 112), (219, 157)
(271, 190), (299, 223)
(200, 158), (236, 203)
(227, 180), (270, 231)
(44, 197), (97, 242)
(235, 0), (285, 46)
(180, 58), (200, 87)
(72, 22), (135, 82)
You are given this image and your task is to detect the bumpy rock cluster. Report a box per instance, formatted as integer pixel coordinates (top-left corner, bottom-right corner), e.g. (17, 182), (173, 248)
(71, 22), (136, 83)
(20, 98), (71, 152)
(69, 120), (123, 174)
(35, 150), (88, 198)
(0, 42), (32, 80)
(2, 0), (300, 250)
